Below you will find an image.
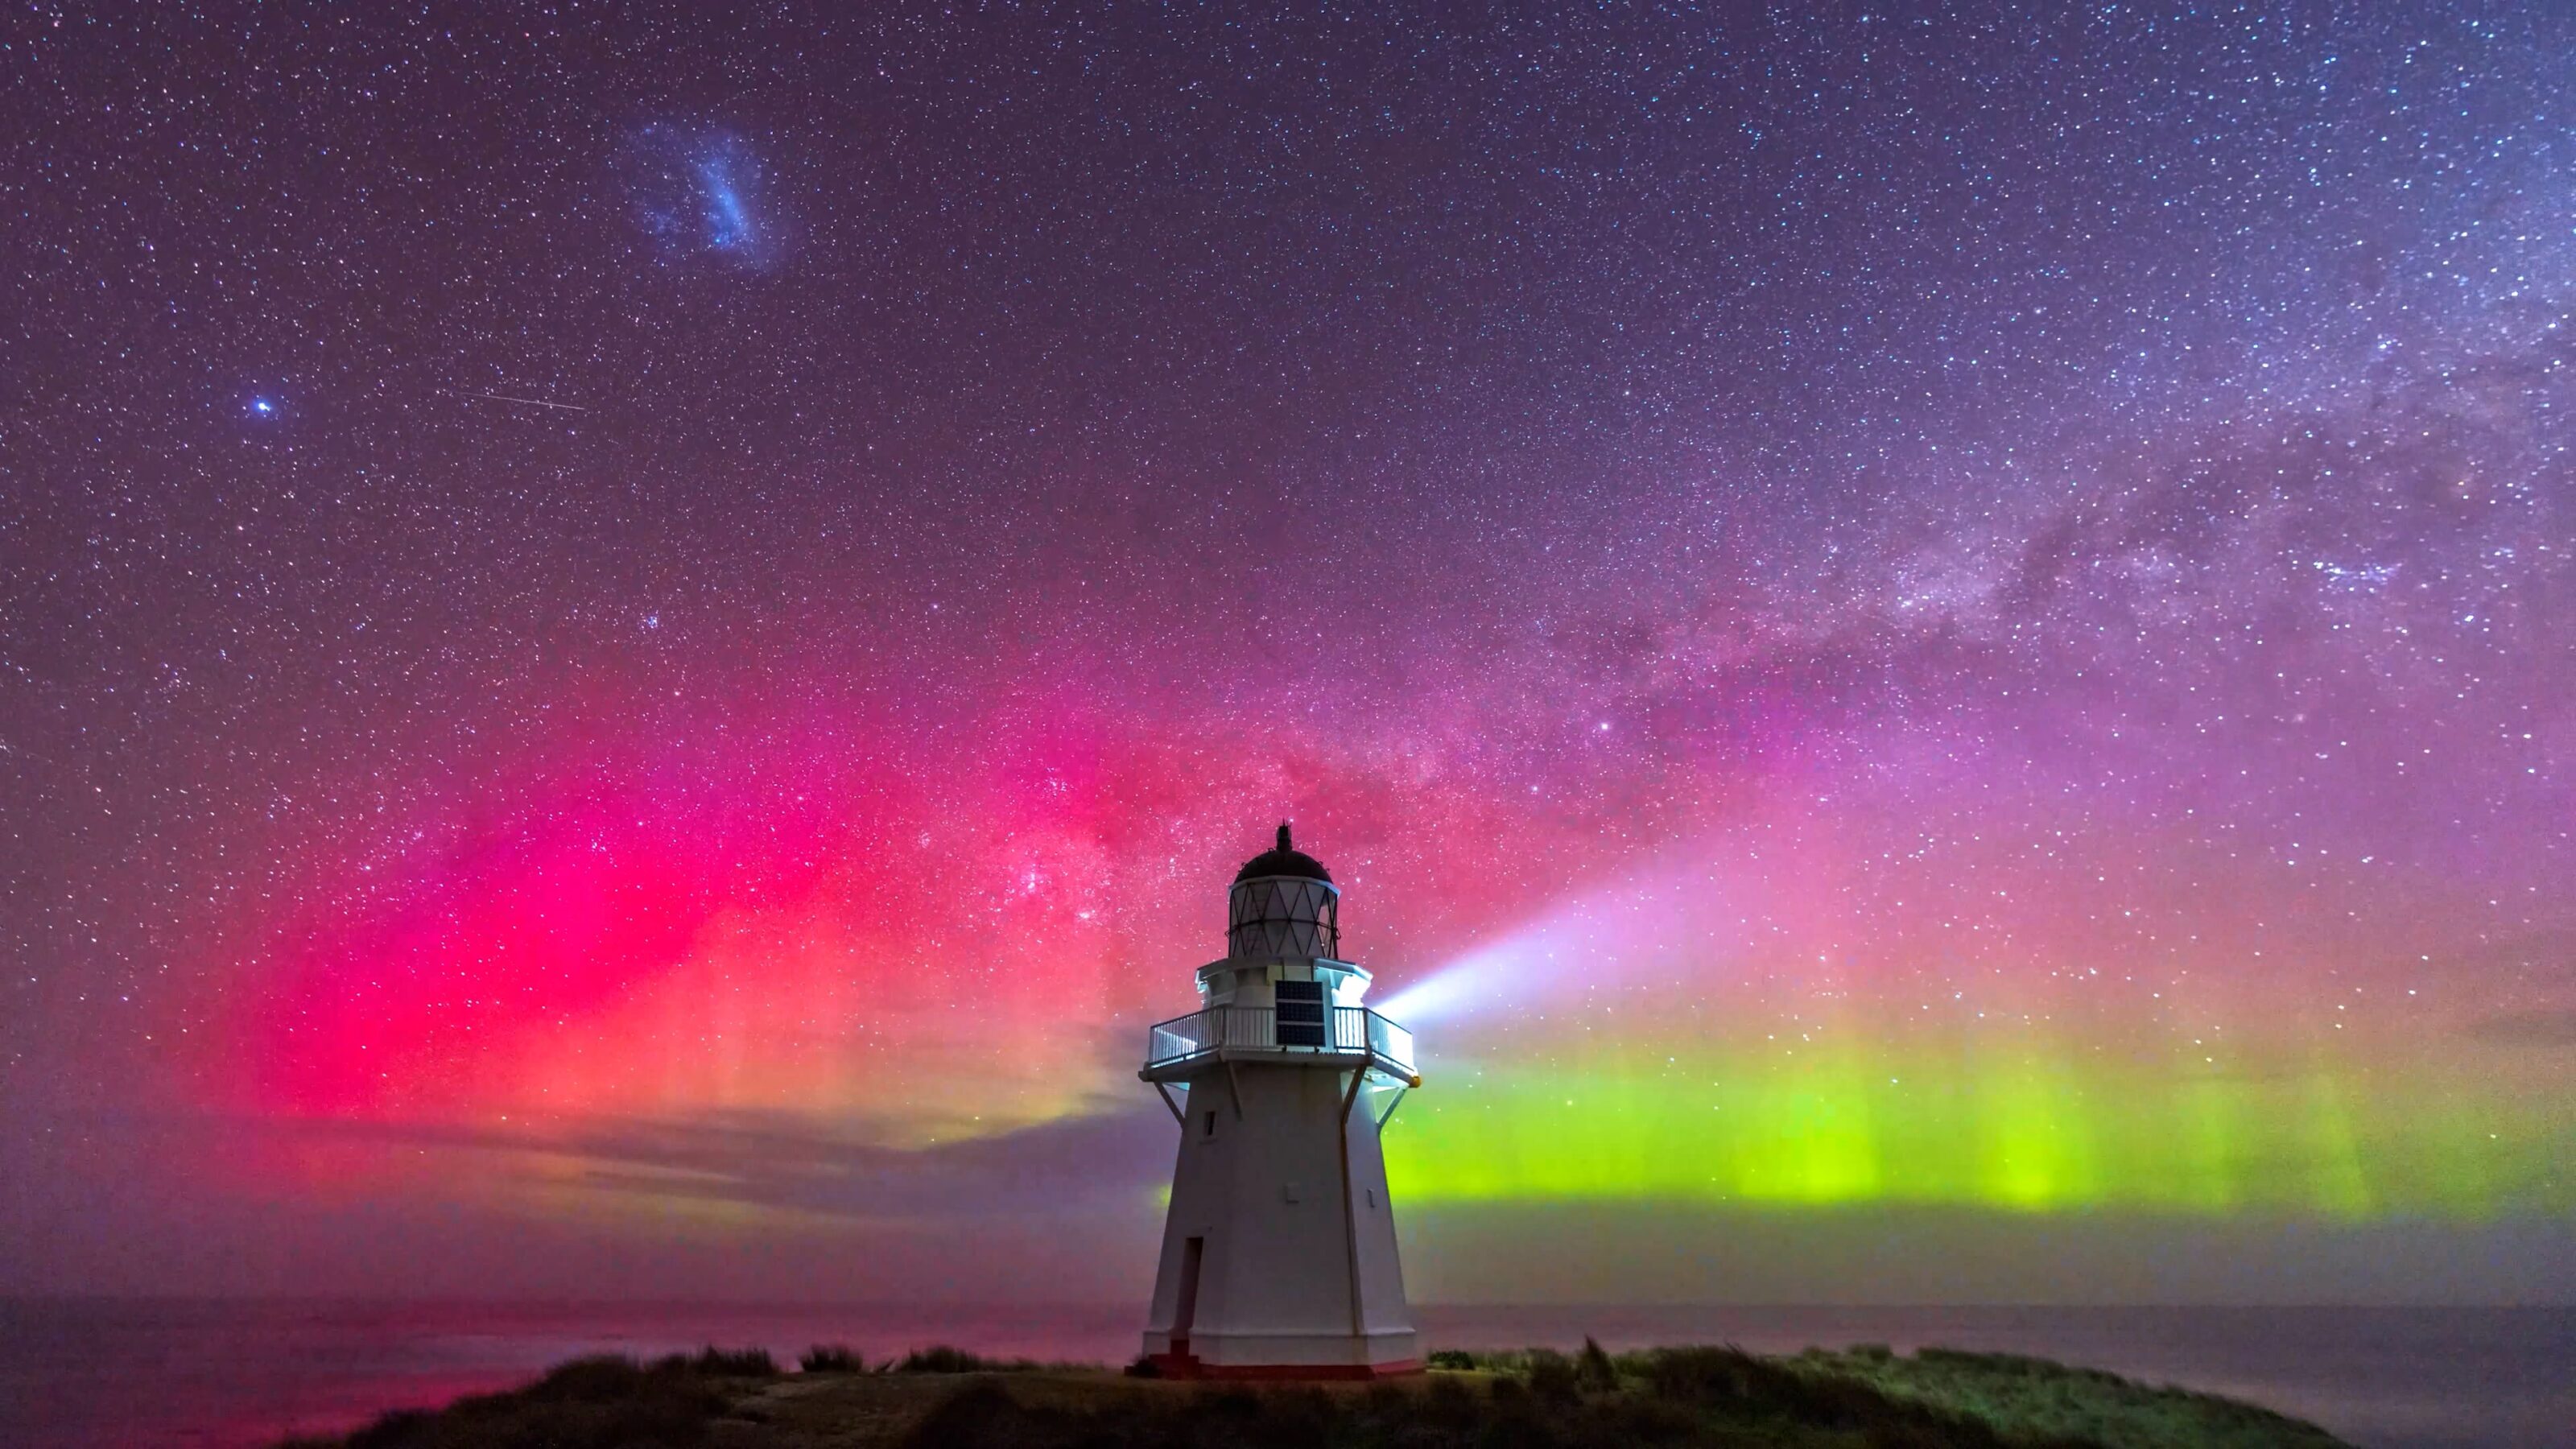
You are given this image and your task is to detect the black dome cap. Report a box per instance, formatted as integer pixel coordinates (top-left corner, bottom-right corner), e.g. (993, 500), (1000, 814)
(1233, 822), (1333, 884)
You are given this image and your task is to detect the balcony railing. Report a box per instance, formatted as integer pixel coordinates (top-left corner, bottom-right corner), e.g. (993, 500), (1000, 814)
(1144, 1004), (1418, 1083)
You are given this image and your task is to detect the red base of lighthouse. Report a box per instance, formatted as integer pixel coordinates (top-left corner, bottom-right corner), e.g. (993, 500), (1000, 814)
(1148, 1352), (1424, 1381)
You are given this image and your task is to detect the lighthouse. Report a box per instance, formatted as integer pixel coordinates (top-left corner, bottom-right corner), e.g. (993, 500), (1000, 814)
(1138, 825), (1422, 1378)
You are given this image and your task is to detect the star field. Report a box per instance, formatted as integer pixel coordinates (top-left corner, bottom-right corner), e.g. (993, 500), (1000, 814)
(1, 2), (2568, 1298)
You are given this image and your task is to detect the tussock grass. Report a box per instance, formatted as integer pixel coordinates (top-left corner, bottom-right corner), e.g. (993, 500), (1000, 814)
(283, 1353), (737, 1449)
(887, 1344), (1091, 1374)
(871, 1344), (2344, 1449)
(282, 1339), (2352, 1449)
(1794, 1344), (2347, 1449)
(799, 1344), (864, 1373)
(684, 1346), (778, 1377)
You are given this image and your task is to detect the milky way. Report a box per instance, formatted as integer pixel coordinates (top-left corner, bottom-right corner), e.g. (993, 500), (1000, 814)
(2, 4), (2568, 1301)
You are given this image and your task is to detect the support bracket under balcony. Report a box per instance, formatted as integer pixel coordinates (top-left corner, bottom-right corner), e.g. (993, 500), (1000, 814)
(1373, 1084), (1410, 1129)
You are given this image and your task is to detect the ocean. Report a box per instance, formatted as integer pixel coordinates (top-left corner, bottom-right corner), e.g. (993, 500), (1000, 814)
(0, 1299), (2566, 1449)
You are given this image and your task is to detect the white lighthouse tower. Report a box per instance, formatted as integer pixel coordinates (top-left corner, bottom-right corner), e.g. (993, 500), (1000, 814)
(1138, 824), (1422, 1378)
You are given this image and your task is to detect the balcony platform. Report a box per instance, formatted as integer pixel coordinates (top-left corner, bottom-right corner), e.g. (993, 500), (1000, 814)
(1141, 1005), (1419, 1087)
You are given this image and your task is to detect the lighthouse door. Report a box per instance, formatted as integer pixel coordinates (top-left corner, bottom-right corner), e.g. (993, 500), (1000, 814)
(1170, 1235), (1204, 1357)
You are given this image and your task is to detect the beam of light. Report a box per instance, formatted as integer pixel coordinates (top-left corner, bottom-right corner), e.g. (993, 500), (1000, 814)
(1372, 939), (1525, 1026)
(1376, 856), (1745, 1026)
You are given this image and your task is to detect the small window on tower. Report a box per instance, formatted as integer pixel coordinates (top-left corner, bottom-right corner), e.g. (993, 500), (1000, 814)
(1203, 1109), (1217, 1138)
(1275, 979), (1327, 1046)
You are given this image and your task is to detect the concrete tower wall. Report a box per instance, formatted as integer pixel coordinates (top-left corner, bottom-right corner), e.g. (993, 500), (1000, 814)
(1141, 1062), (1417, 1373)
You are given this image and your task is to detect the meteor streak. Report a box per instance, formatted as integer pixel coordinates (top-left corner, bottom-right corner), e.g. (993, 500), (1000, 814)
(467, 391), (590, 412)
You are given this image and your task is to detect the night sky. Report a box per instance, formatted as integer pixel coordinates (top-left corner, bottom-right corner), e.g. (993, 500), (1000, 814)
(3, 3), (2570, 1305)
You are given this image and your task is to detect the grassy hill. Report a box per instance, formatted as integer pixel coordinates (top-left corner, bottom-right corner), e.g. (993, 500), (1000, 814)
(283, 1340), (2351, 1449)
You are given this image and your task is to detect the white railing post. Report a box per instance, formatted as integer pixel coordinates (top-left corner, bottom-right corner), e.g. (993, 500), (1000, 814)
(1146, 1005), (1414, 1079)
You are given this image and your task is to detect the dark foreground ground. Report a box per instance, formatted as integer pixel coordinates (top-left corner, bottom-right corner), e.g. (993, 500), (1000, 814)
(282, 1342), (2352, 1449)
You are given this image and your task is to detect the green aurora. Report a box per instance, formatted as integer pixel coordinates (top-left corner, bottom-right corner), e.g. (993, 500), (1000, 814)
(1382, 1036), (2566, 1219)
